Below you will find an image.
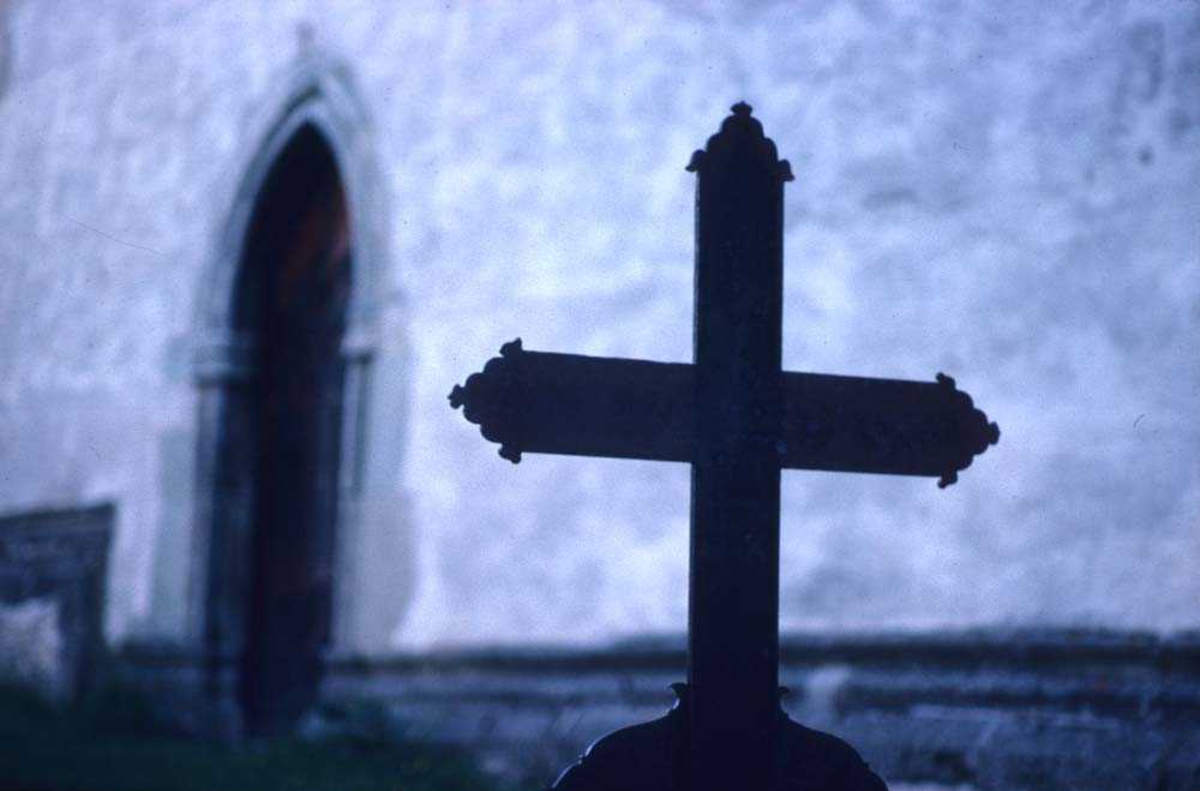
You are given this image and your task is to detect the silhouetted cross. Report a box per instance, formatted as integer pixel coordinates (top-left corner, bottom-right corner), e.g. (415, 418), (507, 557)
(450, 103), (999, 791)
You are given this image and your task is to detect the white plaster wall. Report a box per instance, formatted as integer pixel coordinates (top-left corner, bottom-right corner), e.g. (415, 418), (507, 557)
(0, 0), (1196, 650)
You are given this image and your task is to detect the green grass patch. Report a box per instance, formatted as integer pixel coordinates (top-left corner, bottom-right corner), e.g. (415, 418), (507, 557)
(0, 685), (503, 791)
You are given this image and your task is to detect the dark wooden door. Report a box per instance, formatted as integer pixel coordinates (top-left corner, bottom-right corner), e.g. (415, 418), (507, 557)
(238, 126), (350, 735)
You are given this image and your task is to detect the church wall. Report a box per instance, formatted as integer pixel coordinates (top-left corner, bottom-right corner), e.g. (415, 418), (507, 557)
(383, 0), (1200, 646)
(0, 0), (1196, 660)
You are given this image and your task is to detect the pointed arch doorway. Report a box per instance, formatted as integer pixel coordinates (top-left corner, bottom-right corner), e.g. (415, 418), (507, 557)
(191, 123), (379, 740)
(233, 124), (349, 734)
(190, 65), (385, 739)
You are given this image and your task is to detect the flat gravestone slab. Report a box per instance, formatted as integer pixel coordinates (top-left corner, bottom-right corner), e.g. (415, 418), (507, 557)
(0, 503), (113, 701)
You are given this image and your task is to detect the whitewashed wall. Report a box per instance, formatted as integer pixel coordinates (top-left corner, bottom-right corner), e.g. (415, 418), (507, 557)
(0, 0), (1196, 651)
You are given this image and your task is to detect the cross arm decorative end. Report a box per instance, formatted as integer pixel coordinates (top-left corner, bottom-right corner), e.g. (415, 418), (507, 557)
(935, 372), (1000, 488)
(448, 338), (527, 464)
(778, 158), (795, 182)
(500, 337), (524, 358)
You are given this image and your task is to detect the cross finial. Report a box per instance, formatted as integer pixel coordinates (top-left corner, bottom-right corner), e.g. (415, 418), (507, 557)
(687, 100), (793, 181)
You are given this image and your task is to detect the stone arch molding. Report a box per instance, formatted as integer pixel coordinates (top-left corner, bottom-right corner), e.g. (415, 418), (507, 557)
(185, 53), (390, 729)
(195, 53), (386, 370)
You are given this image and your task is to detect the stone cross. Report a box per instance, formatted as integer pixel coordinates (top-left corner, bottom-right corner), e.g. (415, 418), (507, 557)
(450, 103), (999, 791)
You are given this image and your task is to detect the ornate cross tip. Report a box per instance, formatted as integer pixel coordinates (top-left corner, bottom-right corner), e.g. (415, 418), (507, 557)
(500, 337), (524, 357)
(449, 341), (526, 464)
(687, 99), (792, 183)
(720, 100), (765, 139)
(933, 371), (1000, 489)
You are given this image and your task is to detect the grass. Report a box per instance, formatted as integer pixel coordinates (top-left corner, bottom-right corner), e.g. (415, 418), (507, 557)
(0, 684), (504, 791)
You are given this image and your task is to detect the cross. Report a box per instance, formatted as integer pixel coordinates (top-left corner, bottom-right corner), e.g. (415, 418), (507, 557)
(450, 103), (999, 791)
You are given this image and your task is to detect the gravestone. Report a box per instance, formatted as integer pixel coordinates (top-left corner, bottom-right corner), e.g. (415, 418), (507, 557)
(0, 504), (113, 701)
(451, 104), (999, 790)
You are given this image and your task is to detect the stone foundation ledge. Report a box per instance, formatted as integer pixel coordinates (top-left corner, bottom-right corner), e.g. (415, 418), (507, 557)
(116, 629), (1200, 788)
(315, 629), (1199, 790)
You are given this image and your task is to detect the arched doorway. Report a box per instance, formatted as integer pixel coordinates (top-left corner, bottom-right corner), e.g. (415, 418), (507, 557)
(231, 124), (350, 735)
(190, 62), (388, 740)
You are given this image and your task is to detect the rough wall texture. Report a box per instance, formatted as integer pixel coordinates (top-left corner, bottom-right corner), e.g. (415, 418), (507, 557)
(0, 1), (1196, 654)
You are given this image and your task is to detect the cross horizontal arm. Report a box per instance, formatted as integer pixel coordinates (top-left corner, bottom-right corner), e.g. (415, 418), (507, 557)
(781, 369), (999, 487)
(449, 339), (694, 464)
(449, 339), (999, 486)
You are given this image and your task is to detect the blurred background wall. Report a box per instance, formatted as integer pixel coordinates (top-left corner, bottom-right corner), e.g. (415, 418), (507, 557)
(0, 1), (1196, 786)
(1, 0), (1195, 650)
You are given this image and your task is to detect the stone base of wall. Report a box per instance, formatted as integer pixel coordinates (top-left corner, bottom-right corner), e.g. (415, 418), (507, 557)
(116, 629), (1200, 789)
(114, 642), (245, 740)
(314, 630), (1200, 790)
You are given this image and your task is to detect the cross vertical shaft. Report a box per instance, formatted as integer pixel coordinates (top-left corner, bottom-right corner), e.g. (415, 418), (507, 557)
(688, 103), (793, 790)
